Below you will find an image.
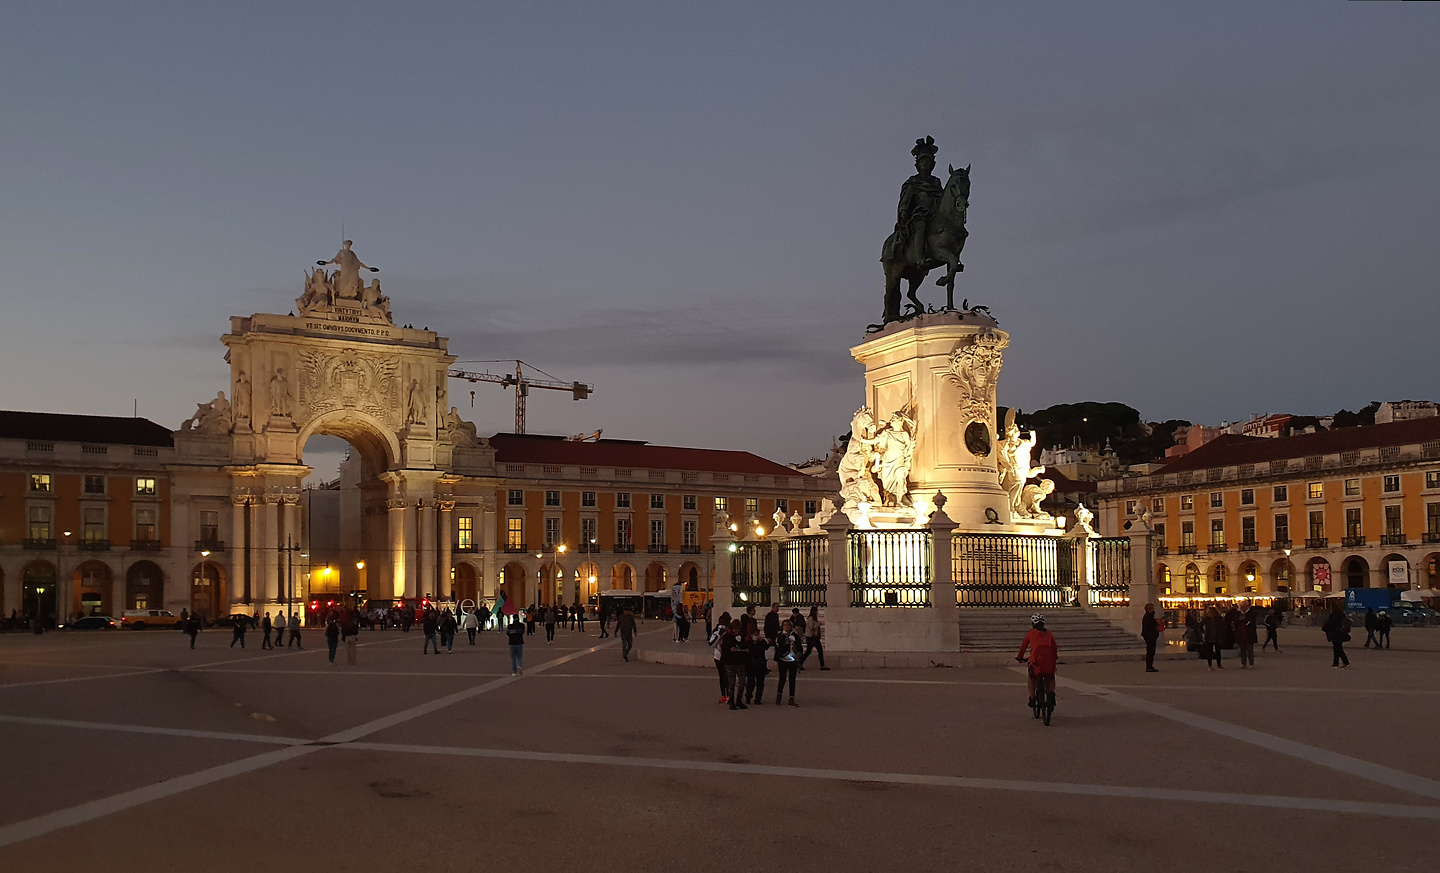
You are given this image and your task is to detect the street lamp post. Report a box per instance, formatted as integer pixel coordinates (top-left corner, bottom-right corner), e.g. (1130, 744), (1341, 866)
(536, 543), (567, 606)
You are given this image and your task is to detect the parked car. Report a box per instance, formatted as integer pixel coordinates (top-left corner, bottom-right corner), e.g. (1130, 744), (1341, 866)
(121, 609), (184, 629)
(210, 613), (256, 630)
(62, 615), (119, 630)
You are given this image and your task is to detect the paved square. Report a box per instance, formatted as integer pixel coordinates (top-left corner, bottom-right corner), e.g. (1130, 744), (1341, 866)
(1, 623), (1438, 872)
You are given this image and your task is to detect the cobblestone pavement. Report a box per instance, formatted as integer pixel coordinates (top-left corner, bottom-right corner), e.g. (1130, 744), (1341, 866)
(1, 624), (1437, 871)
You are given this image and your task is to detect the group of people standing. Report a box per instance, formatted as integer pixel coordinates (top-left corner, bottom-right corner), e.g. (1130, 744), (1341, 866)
(710, 604), (827, 709)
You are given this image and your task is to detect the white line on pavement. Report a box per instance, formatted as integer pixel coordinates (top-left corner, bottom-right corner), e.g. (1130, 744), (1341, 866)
(0, 714), (308, 746)
(0, 669), (165, 690)
(1102, 684), (1439, 695)
(340, 740), (1440, 822)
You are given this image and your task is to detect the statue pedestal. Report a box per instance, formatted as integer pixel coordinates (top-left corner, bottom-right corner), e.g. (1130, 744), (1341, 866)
(850, 311), (1014, 531)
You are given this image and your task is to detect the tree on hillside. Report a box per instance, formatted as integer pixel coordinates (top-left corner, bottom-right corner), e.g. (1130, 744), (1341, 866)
(1011, 403), (1184, 464)
(1331, 401), (1380, 428)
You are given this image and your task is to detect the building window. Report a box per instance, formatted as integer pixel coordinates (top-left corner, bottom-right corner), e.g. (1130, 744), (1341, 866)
(804, 500), (817, 515)
(1154, 523), (1166, 542)
(1384, 475), (1400, 493)
(507, 490), (524, 506)
(1152, 498), (1164, 513)
(581, 491), (596, 508)
(545, 490), (560, 507)
(83, 507), (105, 543)
(1274, 514), (1289, 544)
(1428, 503), (1440, 536)
(200, 510), (219, 543)
(1184, 564), (1200, 593)
(649, 519), (664, 547)
(1240, 489), (1254, 506)
(1344, 478), (1360, 497)
(1307, 482), (1323, 500)
(776, 498), (788, 513)
(1180, 495), (1194, 511)
(1212, 563), (1228, 593)
(1345, 508), (1362, 539)
(507, 517), (523, 548)
(683, 519), (697, 549)
(135, 508), (157, 542)
(683, 494), (697, 511)
(1125, 500), (1137, 515)
(1209, 492), (1223, 509)
(1427, 471), (1440, 490)
(544, 517), (560, 548)
(616, 492), (631, 508)
(1273, 485), (1288, 503)
(28, 505), (51, 540)
(714, 496), (728, 512)
(84, 475), (106, 495)
(581, 516), (597, 546)
(745, 497), (758, 513)
(1181, 520), (1195, 547)
(1308, 511), (1324, 540)
(616, 517), (632, 546)
(650, 493), (665, 510)
(136, 477), (157, 496)
(1241, 516), (1255, 545)
(457, 516), (474, 549)
(1385, 505), (1403, 538)
(1275, 562), (1291, 588)
(29, 473), (52, 493)
(1210, 519), (1224, 548)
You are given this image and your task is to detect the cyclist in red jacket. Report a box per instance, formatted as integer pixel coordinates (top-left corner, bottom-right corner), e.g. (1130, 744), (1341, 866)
(1016, 614), (1058, 710)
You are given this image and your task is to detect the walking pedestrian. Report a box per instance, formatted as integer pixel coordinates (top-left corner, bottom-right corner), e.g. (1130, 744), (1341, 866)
(544, 606), (557, 643)
(744, 627), (770, 705)
(229, 616), (247, 649)
(1323, 601), (1351, 668)
(721, 620), (749, 710)
(1236, 600), (1257, 668)
(422, 609), (440, 654)
(774, 619), (801, 706)
(763, 603), (781, 642)
(1141, 603), (1161, 672)
(477, 603), (491, 633)
(526, 606), (537, 636)
(799, 606), (827, 671)
(261, 612), (274, 650)
(709, 610), (732, 703)
(1363, 608), (1378, 649)
(506, 614), (525, 675)
(597, 600), (611, 639)
(1201, 606), (1223, 670)
(464, 608), (479, 645)
(441, 609), (458, 653)
(184, 613), (201, 649)
(1262, 606), (1282, 652)
(1377, 610), (1392, 649)
(790, 607), (806, 638)
(325, 615), (340, 665)
(287, 612), (303, 648)
(575, 603), (586, 633)
(342, 609), (359, 665)
(401, 607), (413, 633)
(617, 608), (637, 662)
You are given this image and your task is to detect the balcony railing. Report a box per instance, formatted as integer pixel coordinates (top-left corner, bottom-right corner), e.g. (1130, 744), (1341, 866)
(1271, 540), (1292, 551)
(1381, 534), (1407, 546)
(1342, 536), (1366, 548)
(194, 540), (226, 552)
(1305, 537), (1328, 549)
(79, 539), (111, 551)
(613, 543), (635, 553)
(680, 544), (702, 554)
(1239, 541), (1259, 551)
(454, 543), (477, 553)
(1155, 545), (1168, 557)
(1209, 543), (1228, 553)
(647, 544), (669, 554)
(1178, 544), (1198, 555)
(503, 543), (528, 553)
(578, 542), (601, 554)
(23, 538), (57, 550)
(1425, 532), (1440, 544)
(130, 539), (163, 551)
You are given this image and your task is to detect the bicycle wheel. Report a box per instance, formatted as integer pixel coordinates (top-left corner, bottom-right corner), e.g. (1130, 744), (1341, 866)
(1042, 690), (1055, 726)
(1031, 692), (1042, 719)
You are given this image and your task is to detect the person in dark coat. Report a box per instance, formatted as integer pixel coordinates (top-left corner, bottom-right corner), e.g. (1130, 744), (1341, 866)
(1140, 603), (1161, 673)
(763, 604), (782, 643)
(1262, 606), (1282, 652)
(1362, 608), (1378, 648)
(1201, 606), (1224, 670)
(1377, 610), (1392, 649)
(1236, 601), (1259, 668)
(184, 614), (201, 649)
(1222, 605), (1241, 650)
(1323, 602), (1351, 667)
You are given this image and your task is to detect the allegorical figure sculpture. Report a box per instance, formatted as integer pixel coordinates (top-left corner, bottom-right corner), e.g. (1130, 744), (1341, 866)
(998, 409), (1046, 518)
(441, 406), (479, 447)
(183, 391), (233, 434)
(879, 136), (971, 325)
(317, 240), (379, 300)
(406, 379), (427, 425)
(1019, 478), (1055, 518)
(838, 407), (881, 508)
(234, 371), (251, 424)
(270, 368), (292, 417)
(871, 403), (917, 508)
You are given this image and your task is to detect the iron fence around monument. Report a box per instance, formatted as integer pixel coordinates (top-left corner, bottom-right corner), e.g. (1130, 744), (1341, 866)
(731, 541), (772, 607)
(779, 535), (828, 606)
(847, 530), (931, 607)
(1088, 536), (1132, 606)
(952, 533), (1077, 608)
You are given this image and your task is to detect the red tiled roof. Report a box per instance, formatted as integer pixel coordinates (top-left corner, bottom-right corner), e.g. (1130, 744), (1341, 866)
(1156, 417), (1440, 475)
(486, 433), (808, 478)
(0, 410), (174, 447)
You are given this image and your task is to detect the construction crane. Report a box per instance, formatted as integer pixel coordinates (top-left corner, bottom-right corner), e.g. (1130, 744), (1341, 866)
(448, 360), (594, 435)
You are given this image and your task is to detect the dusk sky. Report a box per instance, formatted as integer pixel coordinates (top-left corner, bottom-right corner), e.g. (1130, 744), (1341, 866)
(3, 3), (1437, 479)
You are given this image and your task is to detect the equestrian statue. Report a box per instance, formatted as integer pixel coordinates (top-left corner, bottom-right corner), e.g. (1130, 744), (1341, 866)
(879, 136), (970, 325)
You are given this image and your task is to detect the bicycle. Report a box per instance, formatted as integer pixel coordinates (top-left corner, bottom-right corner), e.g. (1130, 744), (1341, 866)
(1017, 657), (1056, 726)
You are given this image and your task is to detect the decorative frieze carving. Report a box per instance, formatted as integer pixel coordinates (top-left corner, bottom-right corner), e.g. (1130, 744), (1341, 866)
(945, 329), (1007, 428)
(296, 349), (402, 427)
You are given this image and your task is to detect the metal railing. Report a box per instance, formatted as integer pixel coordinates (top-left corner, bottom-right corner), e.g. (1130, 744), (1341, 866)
(1088, 536), (1131, 606)
(79, 539), (111, 551)
(779, 534), (828, 607)
(1342, 536), (1366, 548)
(1381, 533), (1407, 546)
(850, 530), (930, 606)
(613, 543), (635, 553)
(130, 539), (163, 551)
(954, 532), (1075, 608)
(1305, 537), (1328, 549)
(23, 538), (57, 550)
(732, 541), (772, 607)
(194, 540), (226, 552)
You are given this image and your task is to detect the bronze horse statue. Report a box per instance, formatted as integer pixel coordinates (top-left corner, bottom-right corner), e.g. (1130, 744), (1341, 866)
(880, 164), (969, 322)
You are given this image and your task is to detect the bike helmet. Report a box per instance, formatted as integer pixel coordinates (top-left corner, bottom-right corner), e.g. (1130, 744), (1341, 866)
(1030, 614), (1045, 627)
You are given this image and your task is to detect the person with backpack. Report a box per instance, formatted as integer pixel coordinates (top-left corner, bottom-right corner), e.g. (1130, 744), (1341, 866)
(1322, 602), (1351, 668)
(463, 607), (479, 645)
(1362, 607), (1379, 649)
(709, 611), (732, 703)
(774, 619), (803, 707)
(440, 608), (458, 653)
(1262, 606), (1282, 652)
(287, 611), (303, 648)
(506, 614), (526, 675)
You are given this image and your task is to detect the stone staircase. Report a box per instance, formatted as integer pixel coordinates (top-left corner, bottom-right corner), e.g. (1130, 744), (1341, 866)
(957, 608), (1141, 653)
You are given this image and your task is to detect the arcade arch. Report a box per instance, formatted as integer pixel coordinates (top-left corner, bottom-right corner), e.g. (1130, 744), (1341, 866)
(1155, 563), (1171, 594)
(576, 561), (601, 604)
(644, 562), (667, 593)
(1237, 560), (1261, 594)
(1423, 552), (1440, 588)
(611, 562), (635, 591)
(23, 560), (58, 625)
(190, 562), (225, 621)
(1270, 558), (1294, 593)
(72, 560), (114, 617)
(126, 561), (165, 611)
(678, 561), (701, 591)
(454, 562), (480, 605)
(1304, 556), (1332, 592)
(1210, 562), (1229, 595)
(500, 562), (527, 607)
(538, 562), (565, 606)
(1341, 555), (1370, 589)
(1182, 563), (1200, 594)
(1381, 553), (1408, 588)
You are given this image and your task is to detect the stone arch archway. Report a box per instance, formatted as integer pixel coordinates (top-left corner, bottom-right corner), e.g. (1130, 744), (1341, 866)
(538, 562), (565, 606)
(454, 561), (480, 605)
(611, 562), (635, 591)
(1305, 556), (1332, 592)
(22, 560), (58, 625)
(72, 559), (113, 617)
(1156, 563), (1171, 594)
(643, 562), (667, 593)
(1422, 552), (1440, 588)
(126, 561), (165, 611)
(1270, 557), (1295, 592)
(1182, 562), (1200, 594)
(1341, 555), (1370, 589)
(500, 562), (527, 608)
(1380, 553), (1408, 588)
(678, 561), (701, 591)
(1237, 560), (1262, 594)
(190, 562), (225, 620)
(576, 562), (601, 603)
(1210, 562), (1230, 595)
(297, 409), (401, 476)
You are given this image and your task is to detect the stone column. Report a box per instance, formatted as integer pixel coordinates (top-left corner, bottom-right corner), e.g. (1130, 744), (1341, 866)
(404, 500), (419, 599)
(387, 497), (408, 599)
(481, 497), (498, 601)
(821, 507), (852, 614)
(767, 527), (788, 608)
(1066, 524), (1092, 611)
(927, 496), (960, 651)
(263, 495), (281, 603)
(418, 500), (436, 600)
(438, 500), (455, 601)
(281, 496), (300, 606)
(230, 496), (247, 609)
(1127, 520), (1158, 636)
(247, 500), (262, 606)
(711, 516), (736, 614)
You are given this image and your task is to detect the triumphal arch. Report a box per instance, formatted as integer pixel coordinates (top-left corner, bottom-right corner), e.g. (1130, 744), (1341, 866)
(173, 242), (495, 610)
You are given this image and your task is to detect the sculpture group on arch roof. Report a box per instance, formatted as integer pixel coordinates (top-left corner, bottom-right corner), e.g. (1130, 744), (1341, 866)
(296, 240), (392, 322)
(837, 401), (917, 511)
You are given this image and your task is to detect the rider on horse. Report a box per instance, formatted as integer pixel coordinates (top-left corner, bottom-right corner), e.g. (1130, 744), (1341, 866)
(882, 136), (944, 272)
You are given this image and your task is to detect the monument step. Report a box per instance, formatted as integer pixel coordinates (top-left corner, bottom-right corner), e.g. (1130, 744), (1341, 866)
(956, 608), (1140, 652)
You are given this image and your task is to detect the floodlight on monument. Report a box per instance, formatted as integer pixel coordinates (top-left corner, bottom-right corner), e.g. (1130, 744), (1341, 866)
(356, 561), (365, 570)
(1056, 517), (1066, 531)
(558, 545), (567, 554)
(729, 523), (738, 532)
(728, 543), (737, 553)
(755, 527), (765, 537)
